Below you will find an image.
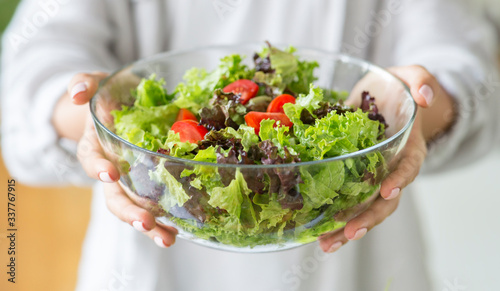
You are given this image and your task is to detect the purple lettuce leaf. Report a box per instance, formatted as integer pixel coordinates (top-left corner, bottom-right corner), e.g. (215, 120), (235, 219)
(360, 91), (388, 131)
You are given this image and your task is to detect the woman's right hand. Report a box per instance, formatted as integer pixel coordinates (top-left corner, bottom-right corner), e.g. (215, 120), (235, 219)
(67, 72), (178, 248)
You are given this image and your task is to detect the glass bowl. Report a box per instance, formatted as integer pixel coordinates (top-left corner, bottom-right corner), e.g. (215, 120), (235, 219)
(90, 43), (416, 252)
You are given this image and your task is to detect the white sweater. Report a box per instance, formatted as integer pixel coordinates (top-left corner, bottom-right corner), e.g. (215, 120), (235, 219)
(1, 0), (498, 290)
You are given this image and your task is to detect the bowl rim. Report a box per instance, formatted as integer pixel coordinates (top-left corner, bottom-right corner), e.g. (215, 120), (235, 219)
(90, 42), (417, 169)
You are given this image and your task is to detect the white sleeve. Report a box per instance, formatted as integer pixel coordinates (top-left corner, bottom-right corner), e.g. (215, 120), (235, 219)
(1, 0), (121, 186)
(392, 0), (500, 173)
(485, 0), (500, 34)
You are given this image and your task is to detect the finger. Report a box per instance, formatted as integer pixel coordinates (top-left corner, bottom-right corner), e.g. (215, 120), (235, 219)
(68, 72), (108, 105)
(317, 229), (349, 253)
(104, 183), (156, 230)
(77, 116), (119, 182)
(343, 195), (400, 240)
(103, 183), (177, 247)
(317, 194), (400, 252)
(388, 66), (442, 108)
(144, 222), (178, 248)
(379, 124), (427, 199)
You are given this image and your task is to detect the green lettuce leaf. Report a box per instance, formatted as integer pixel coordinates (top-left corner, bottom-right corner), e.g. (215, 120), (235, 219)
(295, 218), (346, 244)
(180, 146), (224, 191)
(339, 181), (377, 197)
(152, 160), (191, 210)
(290, 109), (382, 161)
(253, 71), (285, 95)
(215, 54), (255, 88)
(288, 60), (319, 95)
(295, 85), (324, 112)
(134, 74), (175, 107)
(258, 119), (297, 156)
(282, 85), (325, 147)
(174, 54), (254, 112)
(257, 45), (318, 94)
(111, 104), (179, 137)
(161, 131), (198, 158)
(323, 89), (349, 103)
(240, 194), (258, 230)
(192, 146), (218, 163)
(299, 161), (344, 209)
(122, 128), (164, 152)
(258, 199), (291, 228)
(239, 125), (260, 151)
(173, 67), (216, 112)
(253, 71), (283, 87)
(208, 170), (252, 218)
(267, 46), (298, 85)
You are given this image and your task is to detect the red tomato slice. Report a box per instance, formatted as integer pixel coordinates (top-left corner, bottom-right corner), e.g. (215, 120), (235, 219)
(244, 112), (293, 135)
(223, 79), (259, 105)
(267, 94), (296, 114)
(171, 120), (208, 143)
(176, 108), (198, 122)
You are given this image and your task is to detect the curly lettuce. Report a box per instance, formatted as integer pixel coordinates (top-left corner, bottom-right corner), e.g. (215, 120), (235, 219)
(110, 45), (389, 248)
(174, 54), (254, 112)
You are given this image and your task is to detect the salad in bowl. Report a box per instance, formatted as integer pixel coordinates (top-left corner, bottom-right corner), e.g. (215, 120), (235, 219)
(90, 43), (416, 252)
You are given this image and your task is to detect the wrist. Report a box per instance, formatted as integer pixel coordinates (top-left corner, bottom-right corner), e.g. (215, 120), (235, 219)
(420, 88), (458, 144)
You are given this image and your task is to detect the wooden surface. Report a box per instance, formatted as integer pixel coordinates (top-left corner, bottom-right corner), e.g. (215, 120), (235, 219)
(0, 151), (92, 291)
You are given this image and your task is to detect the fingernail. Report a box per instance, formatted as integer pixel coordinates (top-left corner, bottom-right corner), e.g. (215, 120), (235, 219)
(154, 236), (168, 248)
(419, 84), (434, 106)
(132, 221), (147, 232)
(386, 187), (401, 200)
(71, 82), (87, 99)
(98, 172), (114, 183)
(327, 241), (343, 253)
(350, 228), (367, 240)
(155, 219), (180, 234)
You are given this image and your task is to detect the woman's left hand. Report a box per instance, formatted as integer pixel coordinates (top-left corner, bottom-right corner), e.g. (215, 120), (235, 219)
(318, 65), (456, 253)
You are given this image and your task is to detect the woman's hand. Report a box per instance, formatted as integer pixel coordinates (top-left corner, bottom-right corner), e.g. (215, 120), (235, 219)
(54, 72), (178, 248)
(318, 65), (457, 253)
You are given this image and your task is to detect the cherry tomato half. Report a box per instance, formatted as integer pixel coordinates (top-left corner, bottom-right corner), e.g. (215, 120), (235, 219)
(244, 112), (293, 135)
(171, 120), (208, 143)
(223, 79), (259, 105)
(267, 94), (296, 114)
(176, 108), (198, 122)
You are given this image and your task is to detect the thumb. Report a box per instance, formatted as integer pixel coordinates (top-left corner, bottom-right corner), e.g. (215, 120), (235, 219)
(68, 71), (109, 105)
(388, 65), (442, 108)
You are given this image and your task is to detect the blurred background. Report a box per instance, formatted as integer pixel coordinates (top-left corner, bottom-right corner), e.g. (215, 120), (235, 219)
(0, 2), (91, 291)
(0, 0), (498, 290)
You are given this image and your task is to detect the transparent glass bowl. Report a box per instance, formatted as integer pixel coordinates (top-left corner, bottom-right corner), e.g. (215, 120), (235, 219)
(90, 44), (416, 252)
